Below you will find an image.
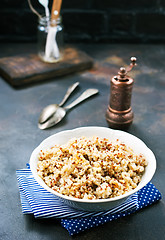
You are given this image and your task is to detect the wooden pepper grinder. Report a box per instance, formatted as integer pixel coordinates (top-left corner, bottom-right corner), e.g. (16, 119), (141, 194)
(106, 57), (137, 129)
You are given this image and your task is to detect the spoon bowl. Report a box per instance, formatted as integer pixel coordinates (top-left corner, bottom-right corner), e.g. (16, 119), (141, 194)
(39, 104), (59, 123)
(39, 107), (66, 129)
(38, 82), (79, 124)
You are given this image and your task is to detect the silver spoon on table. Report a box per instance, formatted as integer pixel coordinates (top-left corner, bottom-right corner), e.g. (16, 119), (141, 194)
(38, 82), (79, 124)
(38, 88), (99, 129)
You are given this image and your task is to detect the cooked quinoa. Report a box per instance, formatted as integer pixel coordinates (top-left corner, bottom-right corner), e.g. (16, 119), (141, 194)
(37, 136), (147, 200)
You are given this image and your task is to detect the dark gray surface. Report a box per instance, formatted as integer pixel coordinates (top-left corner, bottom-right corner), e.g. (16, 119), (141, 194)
(0, 43), (165, 240)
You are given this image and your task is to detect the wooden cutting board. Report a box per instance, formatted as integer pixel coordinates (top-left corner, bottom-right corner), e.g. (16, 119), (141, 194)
(0, 47), (93, 88)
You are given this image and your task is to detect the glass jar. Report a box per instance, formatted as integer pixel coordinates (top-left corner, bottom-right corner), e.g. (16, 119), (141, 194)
(38, 16), (64, 63)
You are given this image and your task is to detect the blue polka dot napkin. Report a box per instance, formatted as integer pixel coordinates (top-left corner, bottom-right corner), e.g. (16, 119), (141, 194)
(16, 168), (162, 236)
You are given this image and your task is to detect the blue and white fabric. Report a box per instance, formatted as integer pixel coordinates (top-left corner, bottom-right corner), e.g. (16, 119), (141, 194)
(16, 167), (162, 236)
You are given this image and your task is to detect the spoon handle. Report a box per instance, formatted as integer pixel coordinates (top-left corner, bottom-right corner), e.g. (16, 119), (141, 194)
(64, 88), (99, 110)
(59, 82), (79, 107)
(45, 6), (50, 18)
(51, 0), (62, 23)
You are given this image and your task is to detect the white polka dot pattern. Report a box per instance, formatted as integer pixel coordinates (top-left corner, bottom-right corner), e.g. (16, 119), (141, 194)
(61, 182), (161, 235)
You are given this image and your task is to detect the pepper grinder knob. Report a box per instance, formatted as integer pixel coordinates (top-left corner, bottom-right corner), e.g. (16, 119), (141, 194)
(131, 56), (137, 64)
(106, 57), (137, 130)
(118, 67), (127, 79)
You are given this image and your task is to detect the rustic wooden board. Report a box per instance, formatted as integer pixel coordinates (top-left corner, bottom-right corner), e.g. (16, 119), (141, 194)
(0, 47), (93, 88)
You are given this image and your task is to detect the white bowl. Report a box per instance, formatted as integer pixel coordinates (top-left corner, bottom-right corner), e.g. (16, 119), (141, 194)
(30, 126), (156, 211)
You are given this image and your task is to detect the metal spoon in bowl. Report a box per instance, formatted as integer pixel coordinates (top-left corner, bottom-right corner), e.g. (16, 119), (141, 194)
(38, 88), (99, 129)
(38, 82), (79, 124)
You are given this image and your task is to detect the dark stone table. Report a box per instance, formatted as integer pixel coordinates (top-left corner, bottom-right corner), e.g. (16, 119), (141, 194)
(0, 43), (165, 240)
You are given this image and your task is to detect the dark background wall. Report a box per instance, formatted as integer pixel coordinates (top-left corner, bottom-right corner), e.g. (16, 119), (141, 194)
(1, 0), (165, 43)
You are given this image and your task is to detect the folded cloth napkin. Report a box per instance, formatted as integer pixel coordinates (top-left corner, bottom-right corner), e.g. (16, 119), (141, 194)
(16, 167), (162, 236)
